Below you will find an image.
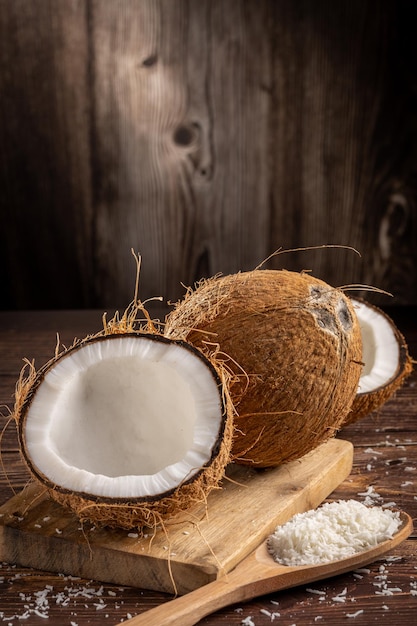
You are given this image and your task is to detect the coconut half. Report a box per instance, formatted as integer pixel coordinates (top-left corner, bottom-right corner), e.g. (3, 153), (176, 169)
(342, 299), (413, 425)
(165, 269), (363, 467)
(15, 332), (232, 529)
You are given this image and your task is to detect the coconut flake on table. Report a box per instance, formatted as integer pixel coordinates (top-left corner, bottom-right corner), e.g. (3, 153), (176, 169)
(267, 500), (402, 566)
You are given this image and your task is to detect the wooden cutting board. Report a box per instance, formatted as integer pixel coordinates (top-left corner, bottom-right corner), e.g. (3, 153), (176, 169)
(0, 438), (352, 595)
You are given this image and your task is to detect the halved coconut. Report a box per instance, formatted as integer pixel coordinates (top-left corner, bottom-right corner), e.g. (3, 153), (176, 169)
(15, 332), (233, 529)
(342, 299), (413, 425)
(165, 269), (363, 467)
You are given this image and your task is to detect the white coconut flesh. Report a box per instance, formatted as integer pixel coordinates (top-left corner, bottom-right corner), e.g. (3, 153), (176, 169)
(353, 300), (400, 394)
(22, 335), (224, 500)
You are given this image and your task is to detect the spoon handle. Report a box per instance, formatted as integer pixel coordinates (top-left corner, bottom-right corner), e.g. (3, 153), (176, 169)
(116, 551), (284, 626)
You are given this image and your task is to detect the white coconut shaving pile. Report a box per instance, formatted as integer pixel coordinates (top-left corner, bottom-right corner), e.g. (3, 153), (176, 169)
(267, 500), (402, 566)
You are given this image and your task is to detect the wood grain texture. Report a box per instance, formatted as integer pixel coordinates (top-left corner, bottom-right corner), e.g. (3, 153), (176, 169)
(268, 0), (417, 301)
(0, 0), (94, 308)
(0, 0), (416, 311)
(88, 0), (272, 307)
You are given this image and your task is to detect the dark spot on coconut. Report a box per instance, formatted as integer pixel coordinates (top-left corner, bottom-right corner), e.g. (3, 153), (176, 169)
(310, 286), (323, 299)
(337, 299), (353, 332)
(310, 308), (338, 335)
(309, 284), (334, 305)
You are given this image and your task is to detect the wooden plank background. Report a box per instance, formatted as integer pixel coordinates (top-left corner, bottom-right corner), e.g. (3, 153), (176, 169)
(0, 0), (416, 311)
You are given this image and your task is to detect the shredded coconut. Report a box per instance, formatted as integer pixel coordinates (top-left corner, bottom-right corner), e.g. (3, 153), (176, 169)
(307, 588), (326, 595)
(0, 572), (130, 622)
(267, 500), (401, 566)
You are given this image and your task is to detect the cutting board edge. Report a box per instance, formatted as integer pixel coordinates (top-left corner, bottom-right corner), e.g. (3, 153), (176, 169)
(0, 522), (218, 592)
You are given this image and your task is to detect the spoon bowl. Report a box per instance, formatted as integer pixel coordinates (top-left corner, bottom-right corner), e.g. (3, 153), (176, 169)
(119, 509), (413, 626)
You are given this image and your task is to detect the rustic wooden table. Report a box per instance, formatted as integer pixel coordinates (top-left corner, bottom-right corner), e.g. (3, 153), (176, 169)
(0, 308), (416, 625)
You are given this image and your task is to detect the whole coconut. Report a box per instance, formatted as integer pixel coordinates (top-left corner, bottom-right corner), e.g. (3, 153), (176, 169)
(165, 270), (363, 467)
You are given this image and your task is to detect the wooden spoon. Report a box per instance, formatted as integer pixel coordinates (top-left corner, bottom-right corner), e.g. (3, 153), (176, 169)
(119, 510), (412, 626)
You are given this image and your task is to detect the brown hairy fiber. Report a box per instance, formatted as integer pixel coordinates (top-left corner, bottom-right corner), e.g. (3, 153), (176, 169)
(165, 269), (363, 467)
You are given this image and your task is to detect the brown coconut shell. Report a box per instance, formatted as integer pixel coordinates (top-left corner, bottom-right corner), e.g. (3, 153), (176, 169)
(342, 300), (413, 426)
(165, 269), (363, 467)
(13, 313), (234, 530)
